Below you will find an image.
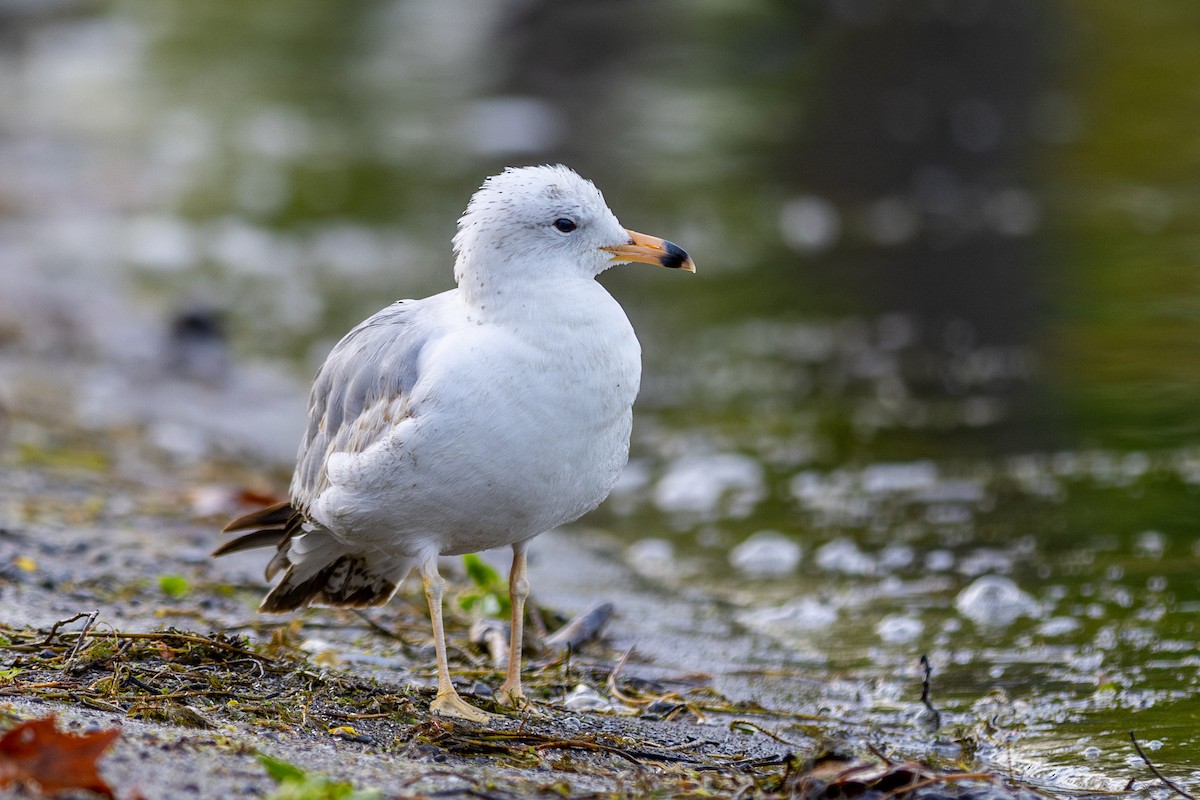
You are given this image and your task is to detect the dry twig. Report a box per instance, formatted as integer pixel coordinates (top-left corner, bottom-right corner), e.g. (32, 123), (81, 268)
(1130, 730), (1195, 800)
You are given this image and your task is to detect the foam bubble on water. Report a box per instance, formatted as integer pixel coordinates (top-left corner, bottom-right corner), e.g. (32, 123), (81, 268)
(925, 549), (956, 571)
(654, 453), (765, 520)
(815, 538), (876, 575)
(957, 548), (1014, 576)
(860, 461), (938, 494)
(876, 613), (924, 644)
(625, 538), (676, 580)
(1069, 651), (1104, 675)
(955, 575), (1036, 627)
(925, 503), (974, 526)
(1119, 451), (1150, 482)
(737, 597), (838, 635)
(789, 469), (871, 525)
(1036, 617), (1080, 637)
(1134, 530), (1165, 559)
(729, 530), (802, 577)
(878, 544), (914, 572)
(1173, 450), (1200, 484)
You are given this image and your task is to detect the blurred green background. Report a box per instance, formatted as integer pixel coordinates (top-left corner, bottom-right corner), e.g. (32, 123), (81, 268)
(5, 0), (1198, 452)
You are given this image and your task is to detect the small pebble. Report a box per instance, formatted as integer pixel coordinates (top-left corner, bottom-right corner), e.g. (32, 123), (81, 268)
(561, 684), (612, 712)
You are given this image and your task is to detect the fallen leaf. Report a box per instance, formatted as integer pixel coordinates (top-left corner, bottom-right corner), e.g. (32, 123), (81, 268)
(257, 754), (383, 800)
(0, 715), (120, 798)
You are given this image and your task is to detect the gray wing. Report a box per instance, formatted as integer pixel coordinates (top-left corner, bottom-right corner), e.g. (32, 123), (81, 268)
(289, 291), (455, 512)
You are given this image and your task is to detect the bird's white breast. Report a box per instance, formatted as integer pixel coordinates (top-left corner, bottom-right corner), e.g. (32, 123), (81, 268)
(314, 280), (641, 558)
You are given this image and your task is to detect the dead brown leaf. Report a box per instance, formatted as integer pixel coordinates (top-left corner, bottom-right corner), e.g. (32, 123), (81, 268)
(0, 714), (120, 798)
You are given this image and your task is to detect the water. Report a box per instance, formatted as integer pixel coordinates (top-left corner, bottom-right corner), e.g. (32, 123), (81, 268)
(2, 0), (1199, 792)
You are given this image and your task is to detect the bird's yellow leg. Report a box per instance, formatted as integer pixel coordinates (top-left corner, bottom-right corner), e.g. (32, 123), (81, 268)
(421, 559), (492, 723)
(495, 543), (530, 709)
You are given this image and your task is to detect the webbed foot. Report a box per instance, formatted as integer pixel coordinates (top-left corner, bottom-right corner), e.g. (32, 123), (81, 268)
(430, 690), (492, 724)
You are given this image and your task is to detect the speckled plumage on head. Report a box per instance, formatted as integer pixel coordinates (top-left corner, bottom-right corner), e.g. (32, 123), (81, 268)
(452, 166), (632, 299)
(216, 164), (694, 723)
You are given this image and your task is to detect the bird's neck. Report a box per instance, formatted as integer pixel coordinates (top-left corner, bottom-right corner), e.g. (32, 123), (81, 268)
(455, 251), (596, 323)
(457, 269), (618, 336)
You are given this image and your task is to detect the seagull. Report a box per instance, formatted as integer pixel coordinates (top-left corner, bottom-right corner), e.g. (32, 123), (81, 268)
(215, 165), (694, 723)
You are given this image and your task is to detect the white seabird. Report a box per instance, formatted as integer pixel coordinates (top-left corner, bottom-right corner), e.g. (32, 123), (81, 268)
(216, 165), (694, 722)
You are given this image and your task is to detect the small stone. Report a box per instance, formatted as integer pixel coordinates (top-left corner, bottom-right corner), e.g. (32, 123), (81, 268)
(561, 684), (611, 712)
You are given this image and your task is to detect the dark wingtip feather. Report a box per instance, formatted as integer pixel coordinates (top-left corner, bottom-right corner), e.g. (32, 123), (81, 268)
(222, 501), (293, 533)
(211, 529), (286, 557)
(265, 548), (291, 581)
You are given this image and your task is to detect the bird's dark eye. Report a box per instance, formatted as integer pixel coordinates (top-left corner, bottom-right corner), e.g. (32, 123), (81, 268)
(553, 217), (577, 233)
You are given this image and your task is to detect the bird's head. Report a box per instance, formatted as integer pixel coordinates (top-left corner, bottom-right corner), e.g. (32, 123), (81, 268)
(452, 165), (694, 289)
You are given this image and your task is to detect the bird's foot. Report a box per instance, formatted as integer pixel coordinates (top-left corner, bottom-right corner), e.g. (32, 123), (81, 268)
(496, 682), (545, 716)
(430, 690), (492, 724)
(494, 683), (526, 709)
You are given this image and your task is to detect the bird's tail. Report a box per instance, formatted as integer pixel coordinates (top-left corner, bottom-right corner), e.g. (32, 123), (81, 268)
(214, 501), (409, 612)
